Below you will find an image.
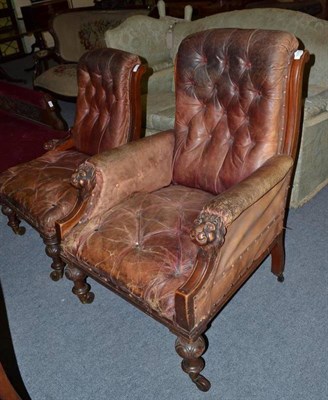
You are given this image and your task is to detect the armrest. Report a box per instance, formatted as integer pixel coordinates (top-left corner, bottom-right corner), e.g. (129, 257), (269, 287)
(176, 155), (294, 331)
(190, 155), (294, 248)
(43, 135), (74, 151)
(57, 130), (175, 239)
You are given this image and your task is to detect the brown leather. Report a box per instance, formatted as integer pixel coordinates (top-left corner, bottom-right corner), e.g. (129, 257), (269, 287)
(72, 48), (142, 155)
(0, 150), (88, 236)
(62, 185), (214, 320)
(0, 48), (144, 240)
(59, 29), (308, 389)
(72, 130), (175, 222)
(173, 29), (298, 194)
(189, 172), (291, 330)
(60, 28), (305, 325)
(199, 155), (293, 228)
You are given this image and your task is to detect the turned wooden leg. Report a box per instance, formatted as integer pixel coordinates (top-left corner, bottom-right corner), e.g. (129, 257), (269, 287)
(271, 232), (285, 282)
(42, 236), (66, 281)
(175, 335), (211, 392)
(65, 265), (94, 304)
(1, 206), (26, 235)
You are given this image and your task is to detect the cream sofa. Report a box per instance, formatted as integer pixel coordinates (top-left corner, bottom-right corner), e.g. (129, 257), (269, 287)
(105, 9), (328, 207)
(33, 8), (149, 97)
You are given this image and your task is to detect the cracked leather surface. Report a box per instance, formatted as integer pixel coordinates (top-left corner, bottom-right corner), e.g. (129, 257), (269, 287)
(62, 185), (214, 320)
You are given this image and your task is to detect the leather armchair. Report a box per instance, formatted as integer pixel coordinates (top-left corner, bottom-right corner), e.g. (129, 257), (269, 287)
(0, 47), (145, 281)
(58, 29), (309, 391)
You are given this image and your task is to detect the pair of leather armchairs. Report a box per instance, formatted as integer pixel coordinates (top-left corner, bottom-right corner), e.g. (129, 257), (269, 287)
(0, 29), (308, 392)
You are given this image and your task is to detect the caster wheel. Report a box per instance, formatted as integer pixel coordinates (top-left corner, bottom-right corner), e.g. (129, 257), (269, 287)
(80, 292), (95, 304)
(50, 270), (63, 282)
(15, 226), (26, 236)
(277, 274), (285, 283)
(194, 375), (211, 392)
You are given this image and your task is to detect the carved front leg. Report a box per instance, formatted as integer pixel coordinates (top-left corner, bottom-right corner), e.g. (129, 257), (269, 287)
(42, 236), (66, 281)
(1, 205), (26, 235)
(65, 265), (94, 304)
(175, 335), (211, 392)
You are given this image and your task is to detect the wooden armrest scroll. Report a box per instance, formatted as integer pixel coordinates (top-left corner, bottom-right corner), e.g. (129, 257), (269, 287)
(190, 213), (226, 248)
(56, 161), (97, 239)
(43, 135), (73, 151)
(190, 155), (294, 250)
(70, 161), (97, 194)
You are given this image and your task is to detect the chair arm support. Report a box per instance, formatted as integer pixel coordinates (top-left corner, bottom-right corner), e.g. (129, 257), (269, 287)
(57, 130), (175, 239)
(43, 134), (73, 151)
(190, 155), (294, 248)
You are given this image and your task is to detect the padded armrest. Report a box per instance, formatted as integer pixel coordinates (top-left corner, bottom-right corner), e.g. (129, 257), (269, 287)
(57, 130), (175, 238)
(190, 155), (294, 248)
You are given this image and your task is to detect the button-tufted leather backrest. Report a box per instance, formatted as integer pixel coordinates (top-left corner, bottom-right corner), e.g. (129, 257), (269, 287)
(173, 28), (299, 194)
(72, 48), (142, 155)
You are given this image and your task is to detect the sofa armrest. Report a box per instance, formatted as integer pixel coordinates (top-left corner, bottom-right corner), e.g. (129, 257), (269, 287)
(57, 130), (175, 239)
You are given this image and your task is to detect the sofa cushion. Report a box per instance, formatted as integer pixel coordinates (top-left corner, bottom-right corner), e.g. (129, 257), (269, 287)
(304, 89), (328, 119)
(105, 15), (174, 67)
(144, 92), (175, 133)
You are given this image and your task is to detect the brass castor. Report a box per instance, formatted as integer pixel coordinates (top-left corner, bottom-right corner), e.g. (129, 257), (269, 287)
(189, 372), (211, 392)
(13, 225), (26, 235)
(79, 291), (95, 304)
(175, 336), (211, 392)
(50, 269), (64, 282)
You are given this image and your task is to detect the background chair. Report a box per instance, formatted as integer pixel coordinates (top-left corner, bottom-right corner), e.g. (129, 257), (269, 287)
(57, 28), (309, 391)
(33, 8), (149, 98)
(0, 47), (145, 281)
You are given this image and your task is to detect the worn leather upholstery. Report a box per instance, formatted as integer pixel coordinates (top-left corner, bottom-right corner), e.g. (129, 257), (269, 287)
(59, 29), (308, 391)
(0, 47), (144, 278)
(173, 29), (297, 193)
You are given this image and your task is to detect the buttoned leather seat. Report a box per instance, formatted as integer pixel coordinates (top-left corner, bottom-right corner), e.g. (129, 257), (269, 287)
(0, 47), (145, 280)
(57, 29), (309, 391)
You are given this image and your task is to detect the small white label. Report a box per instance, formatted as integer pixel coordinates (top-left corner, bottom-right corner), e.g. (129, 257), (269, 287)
(294, 50), (304, 60)
(133, 64), (140, 72)
(47, 100), (54, 108)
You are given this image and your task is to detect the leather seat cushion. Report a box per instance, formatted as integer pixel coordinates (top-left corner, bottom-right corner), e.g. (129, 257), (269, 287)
(62, 185), (215, 320)
(0, 150), (88, 237)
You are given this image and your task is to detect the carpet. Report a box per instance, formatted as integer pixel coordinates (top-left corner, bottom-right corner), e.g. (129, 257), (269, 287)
(0, 185), (327, 400)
